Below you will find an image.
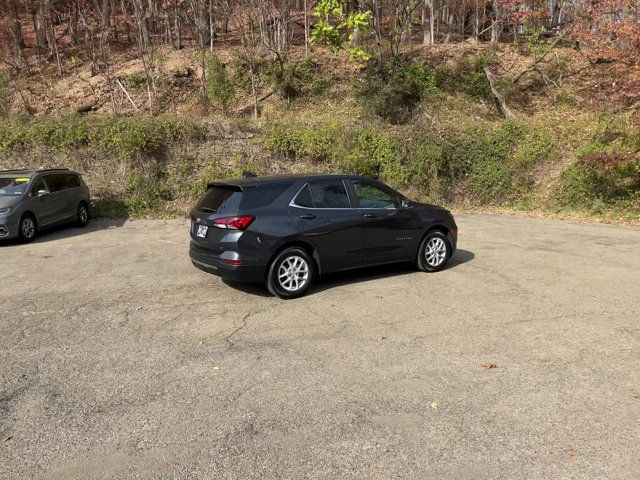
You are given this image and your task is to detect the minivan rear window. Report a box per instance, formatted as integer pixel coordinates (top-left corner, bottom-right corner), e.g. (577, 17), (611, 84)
(195, 185), (245, 213)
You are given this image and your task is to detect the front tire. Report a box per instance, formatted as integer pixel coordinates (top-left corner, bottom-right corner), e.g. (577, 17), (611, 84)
(77, 202), (90, 227)
(417, 231), (451, 272)
(19, 214), (37, 243)
(267, 247), (316, 299)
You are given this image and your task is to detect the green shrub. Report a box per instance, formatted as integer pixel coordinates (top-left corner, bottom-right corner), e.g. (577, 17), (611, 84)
(355, 60), (437, 124)
(267, 62), (303, 102)
(0, 71), (11, 117)
(556, 152), (640, 209)
(514, 129), (556, 168)
(264, 117), (544, 204)
(127, 72), (147, 89)
(204, 55), (235, 111)
(434, 55), (491, 99)
(0, 115), (201, 158)
(469, 159), (513, 202)
(126, 171), (172, 214)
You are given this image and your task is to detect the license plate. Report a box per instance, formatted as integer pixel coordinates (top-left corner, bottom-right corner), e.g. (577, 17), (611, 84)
(196, 225), (208, 238)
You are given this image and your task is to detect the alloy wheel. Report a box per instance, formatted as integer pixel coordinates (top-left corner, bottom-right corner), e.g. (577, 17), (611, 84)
(22, 217), (35, 240)
(277, 255), (310, 292)
(79, 205), (89, 224)
(425, 237), (447, 267)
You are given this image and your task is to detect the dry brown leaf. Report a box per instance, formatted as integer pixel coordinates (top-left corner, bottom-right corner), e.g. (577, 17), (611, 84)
(482, 363), (497, 369)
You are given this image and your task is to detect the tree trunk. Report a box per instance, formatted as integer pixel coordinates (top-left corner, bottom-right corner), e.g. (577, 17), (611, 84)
(9, 0), (26, 51)
(491, 0), (500, 45)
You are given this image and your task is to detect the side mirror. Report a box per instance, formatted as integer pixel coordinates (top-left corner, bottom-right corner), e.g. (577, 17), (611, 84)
(37, 190), (48, 197)
(400, 198), (411, 208)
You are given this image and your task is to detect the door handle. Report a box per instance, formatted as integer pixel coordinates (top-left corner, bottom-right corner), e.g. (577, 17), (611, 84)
(300, 214), (316, 220)
(363, 213), (375, 218)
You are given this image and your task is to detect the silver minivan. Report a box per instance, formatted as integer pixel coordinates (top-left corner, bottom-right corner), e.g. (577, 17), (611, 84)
(0, 169), (90, 242)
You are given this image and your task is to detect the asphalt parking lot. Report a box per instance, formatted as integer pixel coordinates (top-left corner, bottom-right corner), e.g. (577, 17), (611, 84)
(1, 214), (639, 479)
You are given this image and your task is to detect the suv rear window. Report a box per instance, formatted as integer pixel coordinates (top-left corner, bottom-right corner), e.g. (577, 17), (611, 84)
(195, 182), (292, 213)
(195, 185), (244, 213)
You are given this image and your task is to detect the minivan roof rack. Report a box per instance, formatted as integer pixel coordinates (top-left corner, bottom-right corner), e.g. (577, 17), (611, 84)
(242, 171), (257, 178)
(0, 168), (71, 174)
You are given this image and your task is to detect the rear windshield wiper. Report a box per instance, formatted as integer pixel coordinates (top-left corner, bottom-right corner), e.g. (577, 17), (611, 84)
(199, 207), (217, 213)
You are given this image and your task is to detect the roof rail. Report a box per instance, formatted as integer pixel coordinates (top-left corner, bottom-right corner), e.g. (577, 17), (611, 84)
(0, 169), (32, 173)
(242, 170), (257, 178)
(38, 168), (70, 172)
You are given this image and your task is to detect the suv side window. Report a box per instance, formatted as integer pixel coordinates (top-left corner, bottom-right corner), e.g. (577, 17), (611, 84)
(241, 182), (293, 209)
(66, 173), (81, 189)
(30, 177), (49, 196)
(292, 184), (314, 208)
(302, 180), (351, 209)
(45, 174), (67, 193)
(350, 180), (398, 209)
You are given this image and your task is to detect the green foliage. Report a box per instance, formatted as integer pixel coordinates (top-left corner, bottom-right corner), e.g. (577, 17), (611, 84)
(266, 61), (304, 102)
(355, 60), (439, 124)
(433, 55), (491, 98)
(355, 56), (493, 123)
(0, 71), (11, 117)
(0, 115), (202, 160)
(264, 117), (553, 205)
(523, 26), (553, 58)
(310, 0), (372, 61)
(127, 72), (147, 89)
(555, 158), (640, 211)
(514, 129), (557, 168)
(556, 121), (640, 211)
(204, 55), (235, 111)
(262, 57), (332, 103)
(125, 170), (172, 214)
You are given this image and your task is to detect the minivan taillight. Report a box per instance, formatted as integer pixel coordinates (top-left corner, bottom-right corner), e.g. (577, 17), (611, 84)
(213, 216), (255, 230)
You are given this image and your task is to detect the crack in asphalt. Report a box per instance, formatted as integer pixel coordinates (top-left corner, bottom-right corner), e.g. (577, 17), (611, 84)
(224, 305), (273, 350)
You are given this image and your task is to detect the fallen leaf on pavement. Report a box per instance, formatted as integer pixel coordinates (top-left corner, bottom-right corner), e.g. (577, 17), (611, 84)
(567, 449), (577, 457)
(482, 363), (497, 369)
(213, 365), (220, 370)
(431, 402), (438, 410)
(634, 394), (640, 400)
(3, 436), (12, 442)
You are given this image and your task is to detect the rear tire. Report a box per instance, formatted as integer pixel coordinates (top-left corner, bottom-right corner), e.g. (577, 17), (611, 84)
(76, 202), (90, 227)
(18, 214), (37, 243)
(267, 247), (316, 299)
(417, 231), (451, 272)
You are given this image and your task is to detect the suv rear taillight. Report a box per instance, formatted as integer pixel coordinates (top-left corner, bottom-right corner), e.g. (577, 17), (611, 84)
(213, 216), (255, 230)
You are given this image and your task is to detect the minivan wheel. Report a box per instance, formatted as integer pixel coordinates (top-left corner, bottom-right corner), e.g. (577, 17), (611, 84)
(417, 231), (451, 272)
(19, 214), (37, 243)
(77, 202), (90, 227)
(267, 247), (316, 299)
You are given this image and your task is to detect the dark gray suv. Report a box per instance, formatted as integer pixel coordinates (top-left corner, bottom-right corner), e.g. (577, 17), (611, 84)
(190, 174), (457, 299)
(0, 169), (90, 242)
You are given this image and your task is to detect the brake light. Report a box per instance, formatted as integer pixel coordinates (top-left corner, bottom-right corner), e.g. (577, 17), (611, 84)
(213, 215), (255, 230)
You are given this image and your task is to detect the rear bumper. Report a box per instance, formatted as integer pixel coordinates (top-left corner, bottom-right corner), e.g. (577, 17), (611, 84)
(189, 242), (266, 283)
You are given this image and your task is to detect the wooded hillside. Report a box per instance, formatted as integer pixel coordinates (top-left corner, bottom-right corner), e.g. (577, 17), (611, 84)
(0, 1), (638, 224)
